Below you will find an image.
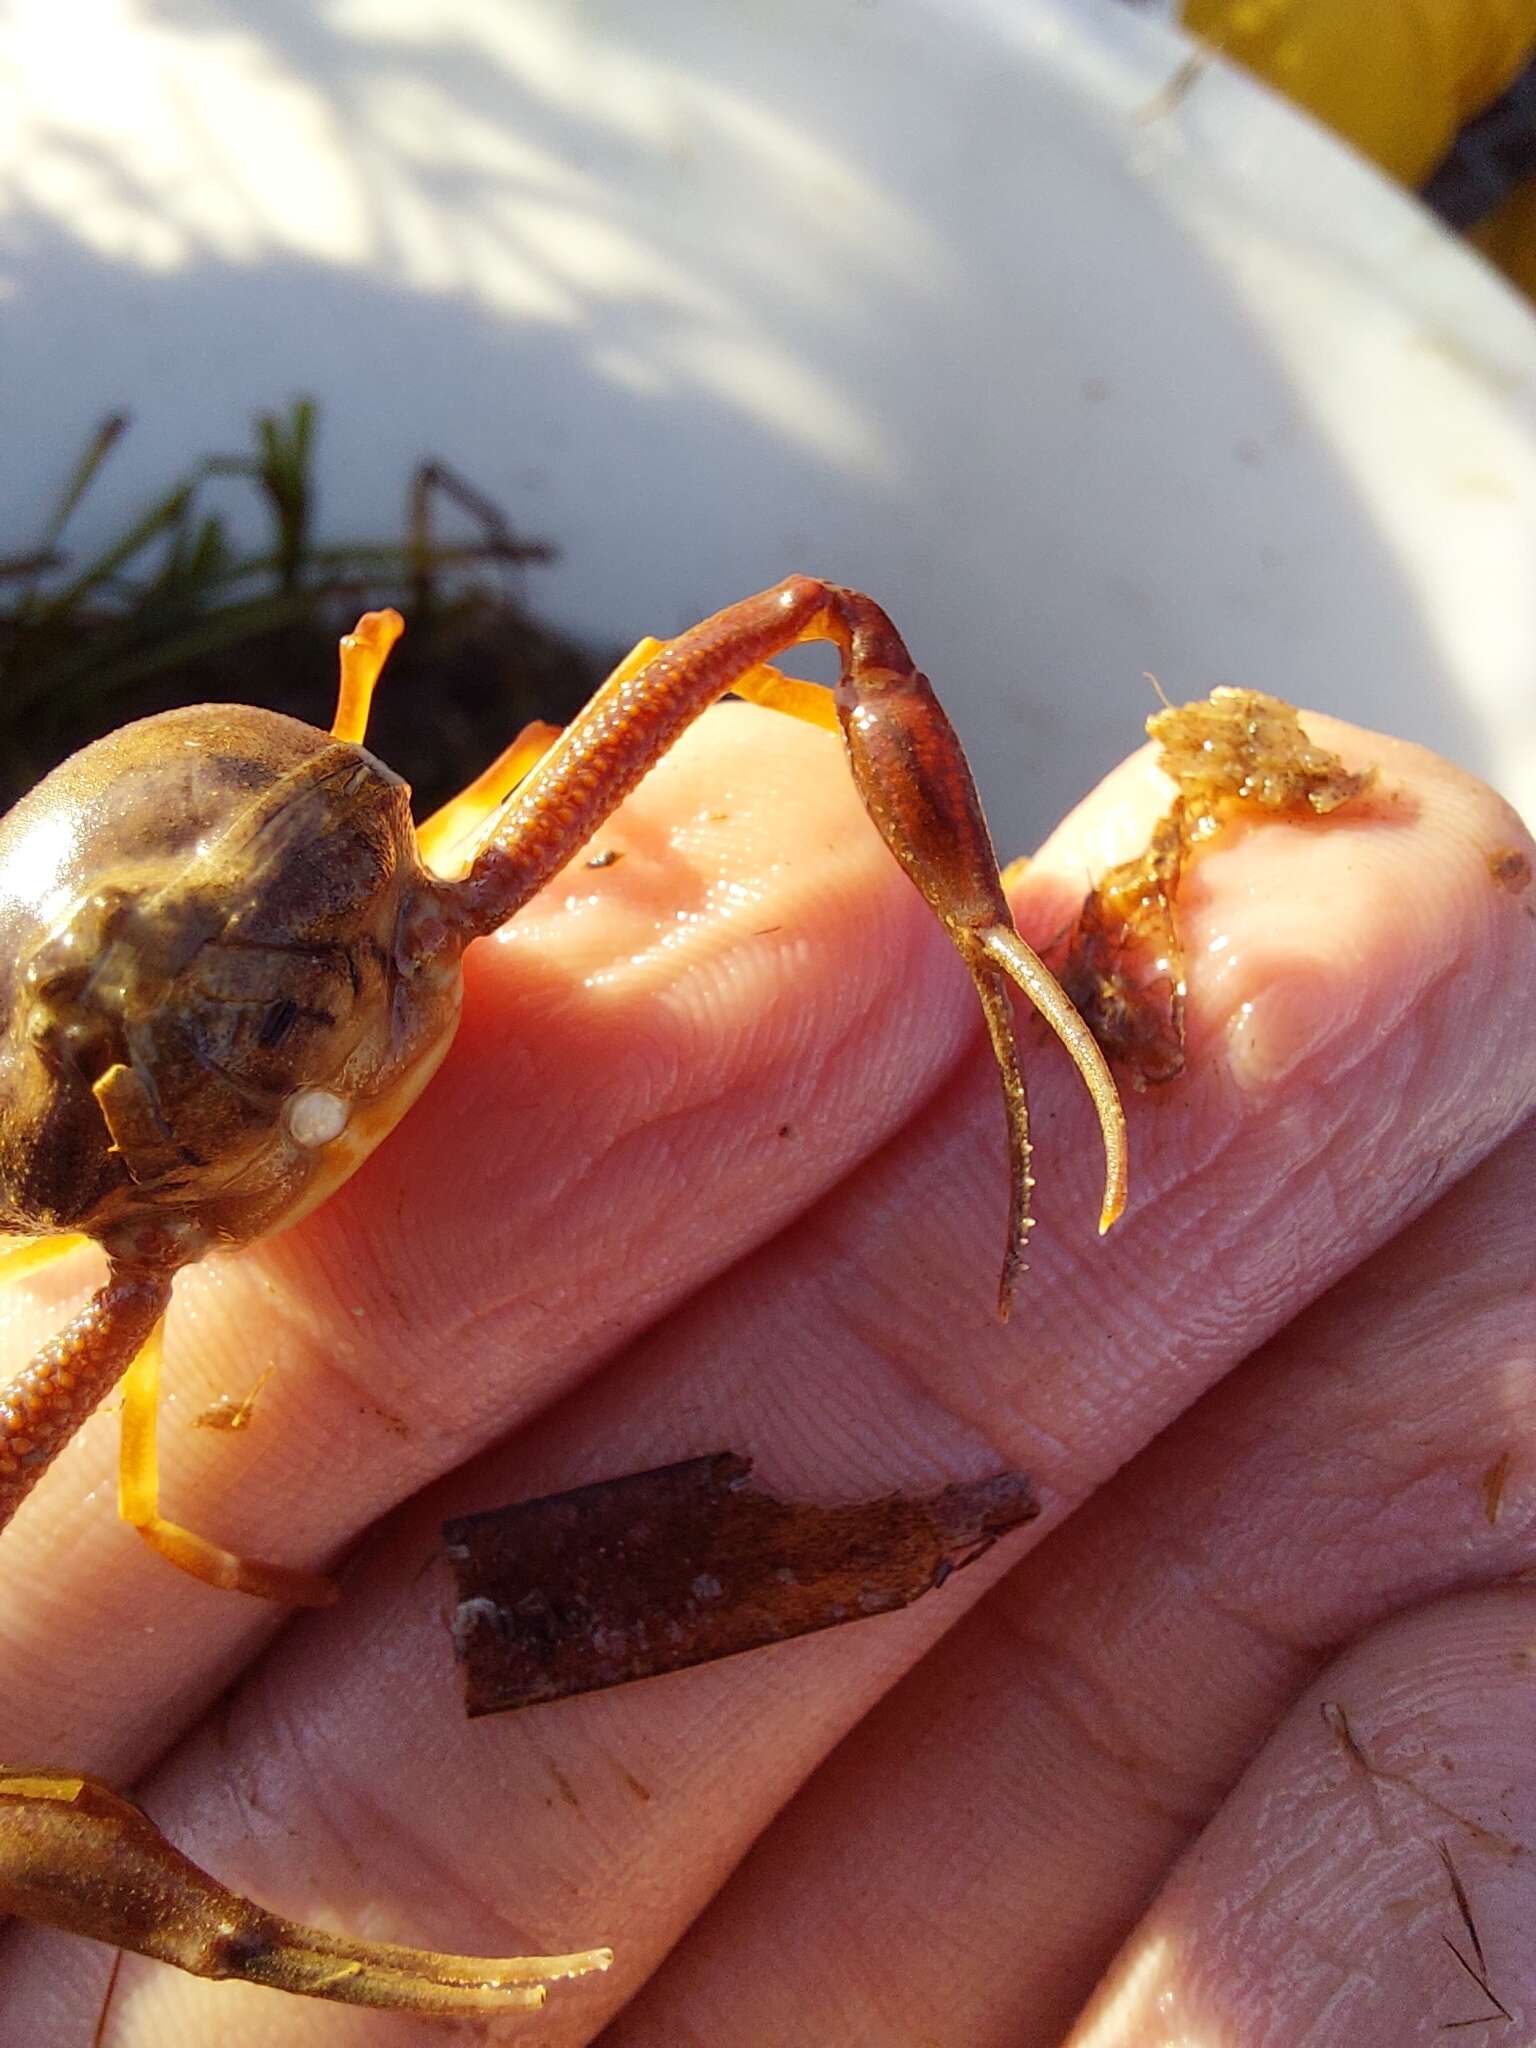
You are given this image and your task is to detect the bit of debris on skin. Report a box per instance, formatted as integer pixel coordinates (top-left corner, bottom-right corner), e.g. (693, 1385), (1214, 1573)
(1488, 847), (1532, 895)
(1057, 689), (1373, 1087)
(585, 848), (623, 870)
(1133, 45), (1214, 125)
(1057, 807), (1188, 1088)
(194, 1368), (273, 1432)
(1321, 1701), (1522, 1860)
(1150, 689), (1373, 821)
(1436, 1837), (1514, 2028)
(444, 1451), (1038, 1717)
(1480, 1451), (1512, 1528)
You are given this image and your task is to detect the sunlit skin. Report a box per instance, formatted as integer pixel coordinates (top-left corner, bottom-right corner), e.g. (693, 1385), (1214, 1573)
(0, 581), (1126, 2017)
(0, 700), (1530, 2042)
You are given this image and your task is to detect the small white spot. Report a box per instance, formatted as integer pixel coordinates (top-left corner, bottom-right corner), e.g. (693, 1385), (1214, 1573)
(284, 1087), (350, 1149)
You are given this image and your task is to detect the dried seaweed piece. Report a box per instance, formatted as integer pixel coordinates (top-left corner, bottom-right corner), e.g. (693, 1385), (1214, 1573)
(1056, 805), (1188, 1088)
(446, 1452), (1037, 1717)
(1148, 688), (1372, 821)
(1059, 688), (1372, 1086)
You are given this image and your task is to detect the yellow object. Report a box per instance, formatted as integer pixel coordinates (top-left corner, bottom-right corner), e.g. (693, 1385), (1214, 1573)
(1185, 0), (1536, 184)
(331, 606), (404, 745)
(0, 1235), (87, 1286)
(118, 1319), (338, 1605)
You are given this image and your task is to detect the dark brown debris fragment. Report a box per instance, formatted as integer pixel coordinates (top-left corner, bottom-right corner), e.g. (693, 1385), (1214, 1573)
(1481, 1450), (1513, 1527)
(1437, 1838), (1514, 2027)
(446, 1452), (1038, 1717)
(1056, 803), (1187, 1090)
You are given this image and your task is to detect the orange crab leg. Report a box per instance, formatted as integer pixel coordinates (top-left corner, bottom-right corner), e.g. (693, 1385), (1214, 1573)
(415, 635), (677, 874)
(118, 1321), (338, 1607)
(0, 1235), (89, 1288)
(330, 608), (405, 746)
(728, 660), (841, 733)
(443, 578), (1127, 1313)
(411, 637), (813, 877)
(0, 1769), (610, 2016)
(417, 721), (564, 877)
(0, 1266), (171, 1534)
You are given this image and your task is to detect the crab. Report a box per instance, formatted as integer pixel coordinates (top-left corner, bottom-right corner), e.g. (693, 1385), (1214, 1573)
(0, 579), (1126, 2017)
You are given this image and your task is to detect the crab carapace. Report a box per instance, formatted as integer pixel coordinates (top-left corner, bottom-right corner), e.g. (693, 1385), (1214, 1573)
(0, 579), (1127, 2015)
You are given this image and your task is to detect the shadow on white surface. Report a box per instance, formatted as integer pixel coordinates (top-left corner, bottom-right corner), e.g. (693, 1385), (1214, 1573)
(3, 0), (1533, 840)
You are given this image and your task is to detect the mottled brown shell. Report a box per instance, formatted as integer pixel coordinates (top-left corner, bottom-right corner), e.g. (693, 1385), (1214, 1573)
(0, 705), (461, 1261)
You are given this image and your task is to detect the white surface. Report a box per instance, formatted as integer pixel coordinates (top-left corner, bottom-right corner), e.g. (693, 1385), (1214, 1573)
(4, 0), (1535, 841)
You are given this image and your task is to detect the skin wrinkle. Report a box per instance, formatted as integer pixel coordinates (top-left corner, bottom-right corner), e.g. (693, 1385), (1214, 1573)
(428, 1027), (890, 1401)
(1069, 1280), (1535, 1660)
(783, 1184), (1037, 1485)
(975, 1602), (1208, 1833)
(1176, 1553), (1337, 1668)
(1055, 961), (1476, 1448)
(214, 1596), (628, 1935)
(426, 859), (967, 1412)
(804, 1126), (1108, 1491)
(312, 1755), (563, 1955)
(1213, 1031), (1470, 1334)
(1166, 1160), (1527, 1711)
(172, 1258), (441, 1480)
(96, 1720), (548, 2045)
(111, 1300), (437, 1589)
(761, 1057), (1118, 1482)
(432, 1108), (699, 1374)
(995, 1599), (1225, 1869)
(380, 885), (947, 1429)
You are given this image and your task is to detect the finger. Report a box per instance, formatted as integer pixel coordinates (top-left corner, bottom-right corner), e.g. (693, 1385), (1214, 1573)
(0, 705), (981, 1770)
(1067, 1588), (1536, 2046)
(5, 725), (1531, 2039)
(607, 1113), (1536, 2046)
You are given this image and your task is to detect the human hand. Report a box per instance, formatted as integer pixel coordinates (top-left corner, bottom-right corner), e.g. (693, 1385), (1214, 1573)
(0, 698), (1531, 2044)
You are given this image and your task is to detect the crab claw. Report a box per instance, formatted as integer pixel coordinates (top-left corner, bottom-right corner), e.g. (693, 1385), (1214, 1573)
(0, 1770), (611, 2016)
(824, 601), (1128, 1315)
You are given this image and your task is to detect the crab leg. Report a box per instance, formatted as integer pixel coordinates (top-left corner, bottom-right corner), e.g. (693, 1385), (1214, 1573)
(0, 1260), (335, 1600)
(417, 719), (563, 876)
(330, 608), (404, 745)
(0, 1265), (171, 1534)
(117, 1320), (338, 1606)
(414, 642), (805, 877)
(417, 636), (687, 874)
(0, 1770), (610, 2015)
(442, 578), (1127, 1313)
(0, 1234), (89, 1289)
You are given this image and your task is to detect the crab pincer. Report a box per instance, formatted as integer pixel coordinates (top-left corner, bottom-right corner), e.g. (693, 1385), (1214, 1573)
(430, 577), (1127, 1314)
